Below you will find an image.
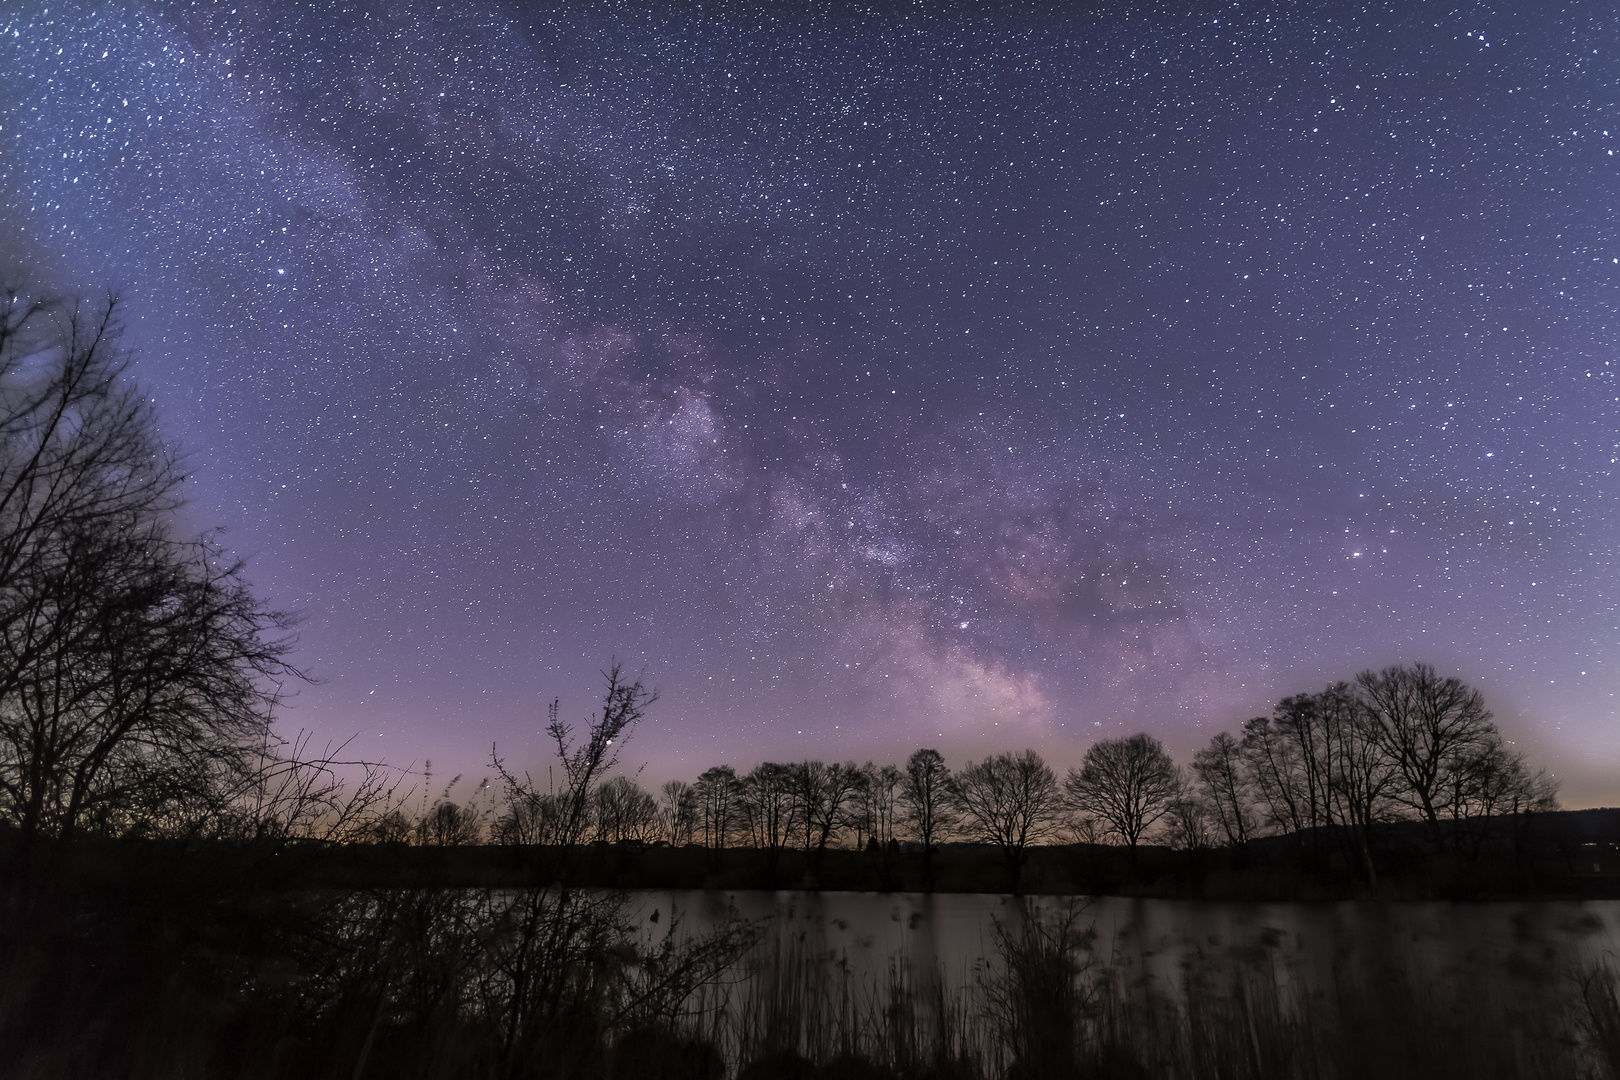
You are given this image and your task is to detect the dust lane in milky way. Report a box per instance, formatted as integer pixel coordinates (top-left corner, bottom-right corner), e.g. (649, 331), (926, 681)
(2, 2), (1616, 799)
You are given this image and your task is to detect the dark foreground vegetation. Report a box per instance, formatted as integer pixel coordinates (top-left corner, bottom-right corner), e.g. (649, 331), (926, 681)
(3, 288), (1617, 1077)
(11, 856), (1620, 1080)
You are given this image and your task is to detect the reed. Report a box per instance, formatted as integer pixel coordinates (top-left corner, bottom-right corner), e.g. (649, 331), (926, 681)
(3, 870), (1617, 1079)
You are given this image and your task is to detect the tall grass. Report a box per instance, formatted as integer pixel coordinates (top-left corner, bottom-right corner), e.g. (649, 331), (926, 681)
(710, 896), (1616, 1080)
(723, 921), (987, 1077)
(3, 869), (1618, 1079)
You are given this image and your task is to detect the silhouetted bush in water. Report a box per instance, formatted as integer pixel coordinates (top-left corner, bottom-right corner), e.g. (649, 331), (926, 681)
(722, 914), (992, 1079)
(979, 899), (1099, 1078)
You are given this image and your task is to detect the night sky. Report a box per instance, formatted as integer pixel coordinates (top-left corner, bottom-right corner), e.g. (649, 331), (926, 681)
(3, 1), (1617, 802)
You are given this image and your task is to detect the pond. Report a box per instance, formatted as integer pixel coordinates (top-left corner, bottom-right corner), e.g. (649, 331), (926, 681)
(624, 888), (1620, 1071)
(630, 890), (1620, 992)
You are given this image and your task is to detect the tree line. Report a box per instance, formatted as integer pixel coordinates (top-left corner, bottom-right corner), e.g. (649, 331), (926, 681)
(0, 290), (1560, 895)
(388, 662), (1556, 892)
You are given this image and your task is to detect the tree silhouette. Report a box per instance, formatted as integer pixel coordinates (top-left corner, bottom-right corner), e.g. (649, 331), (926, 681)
(1064, 733), (1178, 861)
(694, 765), (739, 850)
(950, 750), (1061, 893)
(491, 662), (655, 849)
(795, 759), (864, 880)
(902, 748), (956, 890)
(1191, 731), (1254, 848)
(593, 775), (660, 843)
(741, 761), (796, 884)
(416, 798), (484, 846)
(0, 291), (297, 859)
(1355, 662), (1498, 847)
(1239, 714), (1312, 842)
(660, 779), (698, 845)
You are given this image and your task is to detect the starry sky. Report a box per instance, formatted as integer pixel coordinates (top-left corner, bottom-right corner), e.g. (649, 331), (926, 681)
(2, 1), (1617, 802)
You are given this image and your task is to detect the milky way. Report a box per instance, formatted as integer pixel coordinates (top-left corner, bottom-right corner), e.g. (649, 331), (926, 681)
(2, 2), (1616, 799)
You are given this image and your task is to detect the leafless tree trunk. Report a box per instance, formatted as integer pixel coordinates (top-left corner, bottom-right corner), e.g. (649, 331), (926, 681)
(902, 747), (956, 890)
(866, 762), (902, 887)
(950, 750), (1061, 893)
(741, 761), (796, 884)
(1163, 776), (1210, 852)
(1239, 715), (1311, 842)
(0, 290), (298, 861)
(849, 763), (872, 851)
(1355, 663), (1497, 850)
(1272, 692), (1338, 861)
(1063, 733), (1179, 861)
(695, 765), (739, 851)
(795, 759), (863, 880)
(1191, 731), (1255, 847)
(416, 799), (485, 846)
(1319, 682), (1394, 885)
(593, 775), (659, 843)
(660, 779), (697, 845)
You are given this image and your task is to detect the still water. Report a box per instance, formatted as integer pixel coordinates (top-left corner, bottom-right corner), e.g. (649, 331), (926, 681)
(625, 889), (1620, 1006)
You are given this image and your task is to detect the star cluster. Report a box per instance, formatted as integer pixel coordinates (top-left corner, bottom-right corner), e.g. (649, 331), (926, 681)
(2, 1), (1616, 798)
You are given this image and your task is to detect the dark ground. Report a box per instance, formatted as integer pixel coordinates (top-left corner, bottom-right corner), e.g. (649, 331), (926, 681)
(8, 813), (1620, 1079)
(23, 807), (1620, 900)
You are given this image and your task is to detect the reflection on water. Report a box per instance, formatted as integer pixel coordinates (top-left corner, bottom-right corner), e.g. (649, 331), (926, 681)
(628, 889), (1620, 1011)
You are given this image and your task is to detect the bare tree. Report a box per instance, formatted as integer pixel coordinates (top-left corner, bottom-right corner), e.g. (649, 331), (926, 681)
(790, 760), (828, 852)
(234, 731), (413, 846)
(1064, 733), (1178, 861)
(1162, 771), (1210, 851)
(412, 775), (490, 846)
(950, 750), (1061, 893)
(740, 761), (796, 884)
(488, 749), (566, 847)
(694, 765), (739, 849)
(0, 291), (298, 858)
(659, 779), (697, 845)
(592, 775), (660, 843)
(1441, 730), (1560, 858)
(902, 747), (956, 890)
(867, 763), (902, 850)
(1239, 714), (1311, 840)
(1067, 813), (1106, 846)
(477, 668), (755, 1064)
(853, 761), (902, 888)
(794, 759), (864, 878)
(367, 807), (416, 844)
(1190, 731), (1255, 847)
(1354, 663), (1497, 847)
(490, 662), (656, 850)
(1272, 692), (1339, 859)
(416, 799), (485, 846)
(484, 663), (657, 1050)
(847, 763), (874, 850)
(1320, 681), (1396, 884)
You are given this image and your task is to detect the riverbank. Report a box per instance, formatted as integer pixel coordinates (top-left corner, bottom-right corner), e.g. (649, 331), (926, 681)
(17, 805), (1620, 901)
(7, 860), (1620, 1080)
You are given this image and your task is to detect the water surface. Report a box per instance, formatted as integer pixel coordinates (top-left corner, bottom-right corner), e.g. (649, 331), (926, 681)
(628, 890), (1620, 1008)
